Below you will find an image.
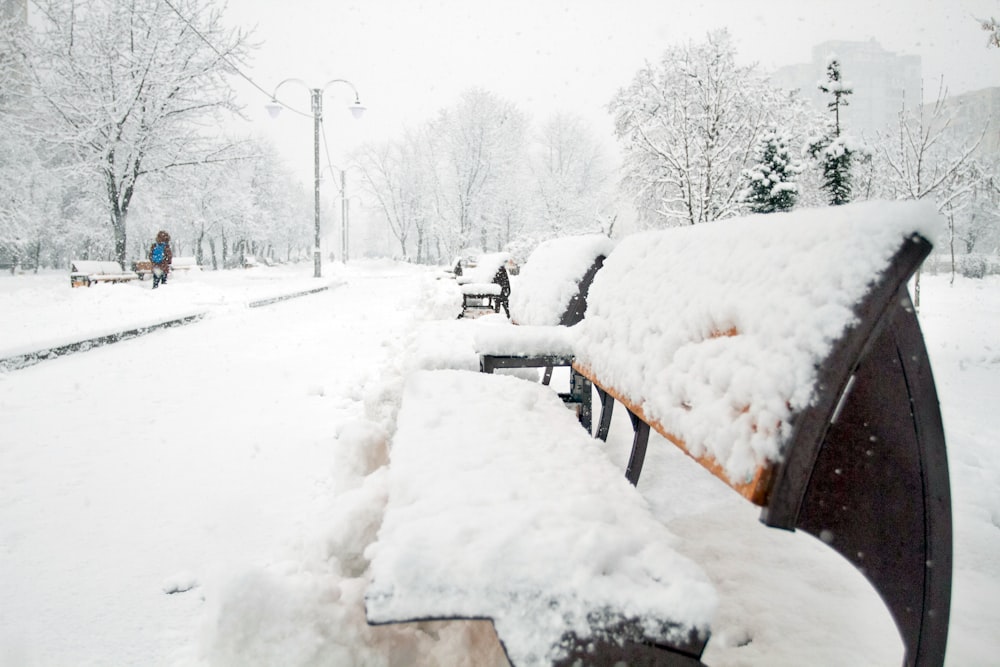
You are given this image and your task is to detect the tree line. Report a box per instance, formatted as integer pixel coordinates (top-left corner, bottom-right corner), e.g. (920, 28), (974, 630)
(351, 89), (617, 265)
(2, 3), (996, 275)
(356, 30), (997, 272)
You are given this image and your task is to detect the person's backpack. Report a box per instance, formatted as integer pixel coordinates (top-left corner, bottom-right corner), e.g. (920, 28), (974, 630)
(151, 242), (166, 264)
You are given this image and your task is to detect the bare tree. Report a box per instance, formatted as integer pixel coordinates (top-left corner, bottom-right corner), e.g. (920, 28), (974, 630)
(873, 81), (983, 207)
(871, 79), (985, 299)
(981, 16), (1000, 47)
(426, 87), (527, 257)
(144, 136), (307, 267)
(9, 0), (252, 266)
(530, 112), (615, 235)
(355, 128), (429, 261)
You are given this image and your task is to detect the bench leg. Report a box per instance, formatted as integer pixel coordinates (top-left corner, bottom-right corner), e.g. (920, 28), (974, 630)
(595, 386), (615, 441)
(541, 365), (553, 385)
(625, 410), (650, 486)
(569, 368), (592, 432)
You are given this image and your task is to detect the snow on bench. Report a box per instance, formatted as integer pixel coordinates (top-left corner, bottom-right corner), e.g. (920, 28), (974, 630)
(170, 256), (201, 272)
(509, 233), (615, 327)
(365, 369), (715, 666)
(572, 199), (952, 665)
(69, 260), (139, 287)
(480, 234), (614, 391)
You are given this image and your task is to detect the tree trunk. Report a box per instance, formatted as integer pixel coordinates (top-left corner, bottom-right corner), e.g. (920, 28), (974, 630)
(196, 229), (205, 266)
(112, 209), (128, 268)
(949, 212), (956, 286)
(208, 237), (218, 270)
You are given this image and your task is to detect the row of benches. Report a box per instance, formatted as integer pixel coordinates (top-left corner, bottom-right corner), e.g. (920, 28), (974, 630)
(69, 258), (201, 287)
(365, 201), (953, 666)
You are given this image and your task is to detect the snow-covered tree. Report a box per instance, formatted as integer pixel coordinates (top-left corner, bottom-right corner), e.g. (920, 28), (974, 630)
(356, 128), (430, 261)
(426, 88), (527, 259)
(869, 79), (986, 299)
(871, 80), (983, 211)
(807, 56), (862, 206)
(739, 127), (802, 213)
(529, 112), (615, 235)
(610, 30), (790, 226)
(7, 0), (252, 266)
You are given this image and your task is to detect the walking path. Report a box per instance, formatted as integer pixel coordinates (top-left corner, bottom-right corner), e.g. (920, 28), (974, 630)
(0, 265), (426, 666)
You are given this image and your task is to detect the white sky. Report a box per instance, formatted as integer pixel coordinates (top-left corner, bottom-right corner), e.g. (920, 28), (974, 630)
(222, 0), (1000, 185)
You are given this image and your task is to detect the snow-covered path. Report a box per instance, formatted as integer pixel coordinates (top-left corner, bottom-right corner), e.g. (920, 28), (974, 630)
(0, 266), (423, 666)
(1, 264), (998, 666)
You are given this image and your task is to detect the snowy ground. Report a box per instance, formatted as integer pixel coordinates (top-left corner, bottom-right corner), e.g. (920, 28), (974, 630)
(0, 261), (997, 666)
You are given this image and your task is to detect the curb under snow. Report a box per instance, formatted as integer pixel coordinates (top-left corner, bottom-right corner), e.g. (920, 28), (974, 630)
(0, 284), (336, 372)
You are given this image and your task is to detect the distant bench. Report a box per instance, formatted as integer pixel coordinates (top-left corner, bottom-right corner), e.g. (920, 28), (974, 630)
(455, 252), (512, 318)
(367, 201), (953, 666)
(171, 256), (201, 272)
(70, 260), (139, 287)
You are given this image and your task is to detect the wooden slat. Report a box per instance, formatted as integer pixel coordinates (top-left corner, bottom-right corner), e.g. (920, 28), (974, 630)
(573, 361), (775, 506)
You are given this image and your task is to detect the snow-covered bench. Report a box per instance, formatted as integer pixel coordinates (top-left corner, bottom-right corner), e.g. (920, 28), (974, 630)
(131, 260), (154, 280)
(480, 234), (614, 389)
(170, 256), (201, 272)
(572, 200), (952, 666)
(366, 369), (716, 665)
(456, 252), (512, 318)
(69, 260), (139, 287)
(368, 201), (953, 665)
(509, 234), (615, 328)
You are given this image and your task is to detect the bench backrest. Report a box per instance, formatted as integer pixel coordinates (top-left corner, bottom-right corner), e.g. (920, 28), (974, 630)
(574, 201), (939, 501)
(509, 234), (615, 326)
(71, 260), (126, 274)
(573, 200), (952, 665)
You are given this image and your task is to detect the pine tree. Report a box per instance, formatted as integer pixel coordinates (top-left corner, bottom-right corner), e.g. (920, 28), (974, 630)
(808, 57), (860, 206)
(740, 127), (801, 213)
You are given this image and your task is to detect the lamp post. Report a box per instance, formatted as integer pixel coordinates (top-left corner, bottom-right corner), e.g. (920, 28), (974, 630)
(266, 78), (365, 278)
(326, 164), (363, 263)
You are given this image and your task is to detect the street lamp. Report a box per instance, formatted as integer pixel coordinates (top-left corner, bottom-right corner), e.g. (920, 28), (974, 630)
(265, 78), (366, 278)
(325, 164), (362, 263)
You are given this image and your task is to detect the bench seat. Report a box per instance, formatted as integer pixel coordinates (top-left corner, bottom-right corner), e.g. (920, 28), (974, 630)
(366, 369), (715, 666)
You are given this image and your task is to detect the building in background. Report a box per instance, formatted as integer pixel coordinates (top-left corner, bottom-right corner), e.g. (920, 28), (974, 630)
(936, 86), (1000, 156)
(771, 39), (922, 139)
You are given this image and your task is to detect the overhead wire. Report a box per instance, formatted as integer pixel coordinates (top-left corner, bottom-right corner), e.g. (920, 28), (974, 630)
(158, 0), (312, 119)
(160, 0), (358, 189)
